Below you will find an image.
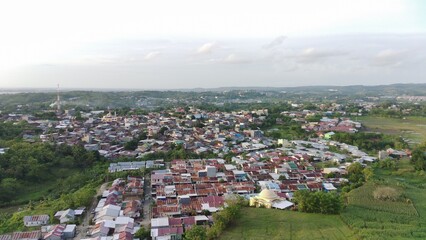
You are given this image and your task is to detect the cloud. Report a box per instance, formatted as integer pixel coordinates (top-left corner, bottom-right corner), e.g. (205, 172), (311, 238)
(73, 54), (118, 64)
(281, 65), (298, 72)
(371, 49), (406, 67)
(222, 53), (251, 64)
(263, 35), (287, 49)
(296, 48), (347, 63)
(144, 51), (161, 61)
(196, 42), (217, 55)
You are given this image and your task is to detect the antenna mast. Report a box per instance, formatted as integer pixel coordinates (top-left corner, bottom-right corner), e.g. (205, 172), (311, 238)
(57, 84), (61, 113)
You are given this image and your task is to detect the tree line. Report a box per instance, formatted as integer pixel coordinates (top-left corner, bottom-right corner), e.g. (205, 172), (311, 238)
(331, 132), (408, 153)
(184, 197), (247, 240)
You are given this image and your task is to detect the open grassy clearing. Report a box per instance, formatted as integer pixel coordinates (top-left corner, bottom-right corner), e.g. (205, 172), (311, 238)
(357, 116), (426, 146)
(220, 207), (356, 240)
(341, 160), (426, 239)
(347, 183), (418, 216)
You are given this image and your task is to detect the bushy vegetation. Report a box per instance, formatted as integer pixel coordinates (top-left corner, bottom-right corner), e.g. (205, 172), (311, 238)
(184, 225), (207, 240)
(0, 180), (100, 234)
(340, 162), (373, 193)
(373, 186), (401, 201)
(181, 197), (248, 240)
(134, 227), (150, 239)
(207, 197), (247, 239)
(0, 121), (40, 141)
(263, 115), (309, 140)
(331, 132), (407, 153)
(0, 142), (103, 206)
(411, 142), (426, 170)
(123, 132), (147, 150)
(293, 190), (342, 214)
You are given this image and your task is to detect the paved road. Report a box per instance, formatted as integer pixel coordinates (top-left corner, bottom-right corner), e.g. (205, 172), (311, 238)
(74, 182), (109, 240)
(140, 174), (152, 228)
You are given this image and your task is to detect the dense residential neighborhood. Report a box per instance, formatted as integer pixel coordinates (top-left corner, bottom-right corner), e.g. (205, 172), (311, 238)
(1, 100), (414, 240)
(1, 0), (426, 236)
(1, 84), (425, 240)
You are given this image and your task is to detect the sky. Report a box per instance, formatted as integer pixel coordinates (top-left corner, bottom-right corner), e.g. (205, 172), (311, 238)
(0, 0), (425, 89)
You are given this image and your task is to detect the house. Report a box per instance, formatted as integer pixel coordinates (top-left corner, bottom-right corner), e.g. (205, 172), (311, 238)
(322, 168), (342, 175)
(387, 148), (408, 159)
(200, 196), (225, 213)
(90, 220), (114, 237)
(94, 204), (121, 222)
(116, 231), (133, 240)
(63, 225), (76, 239)
(122, 200), (141, 218)
(23, 215), (50, 227)
(232, 170), (247, 182)
(54, 209), (75, 224)
(323, 183), (337, 192)
(43, 225), (65, 240)
(151, 217), (169, 229)
(11, 231), (41, 240)
(0, 235), (11, 240)
(151, 227), (183, 240)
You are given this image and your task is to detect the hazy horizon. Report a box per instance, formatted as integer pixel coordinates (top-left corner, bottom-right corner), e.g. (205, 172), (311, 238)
(1, 0), (426, 89)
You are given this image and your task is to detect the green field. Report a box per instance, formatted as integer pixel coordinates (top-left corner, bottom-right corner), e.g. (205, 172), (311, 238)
(357, 116), (426, 146)
(341, 160), (426, 239)
(220, 207), (356, 240)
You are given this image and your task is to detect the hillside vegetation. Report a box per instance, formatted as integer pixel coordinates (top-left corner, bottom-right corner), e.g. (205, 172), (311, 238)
(341, 159), (426, 239)
(0, 140), (103, 206)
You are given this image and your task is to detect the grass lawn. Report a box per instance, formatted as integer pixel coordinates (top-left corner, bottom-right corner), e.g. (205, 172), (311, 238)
(341, 160), (426, 239)
(357, 116), (426, 146)
(220, 208), (356, 240)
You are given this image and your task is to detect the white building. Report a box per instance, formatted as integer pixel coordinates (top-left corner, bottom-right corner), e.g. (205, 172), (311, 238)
(23, 215), (50, 227)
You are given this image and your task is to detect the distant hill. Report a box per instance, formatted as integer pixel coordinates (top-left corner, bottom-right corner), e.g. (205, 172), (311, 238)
(2, 83), (426, 94)
(0, 83), (425, 112)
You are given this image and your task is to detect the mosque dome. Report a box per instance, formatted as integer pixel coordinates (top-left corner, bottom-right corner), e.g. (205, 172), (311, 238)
(258, 189), (279, 200)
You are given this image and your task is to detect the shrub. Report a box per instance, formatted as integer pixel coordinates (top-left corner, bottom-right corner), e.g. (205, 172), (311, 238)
(373, 187), (401, 201)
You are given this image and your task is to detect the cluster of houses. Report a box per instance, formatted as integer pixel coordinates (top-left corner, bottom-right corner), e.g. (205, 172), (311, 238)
(104, 136), (384, 239)
(0, 214), (77, 240)
(83, 176), (145, 240)
(1, 103), (407, 240)
(150, 159), (255, 217)
(302, 117), (362, 135)
(2, 108), (273, 159)
(0, 131), (394, 240)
